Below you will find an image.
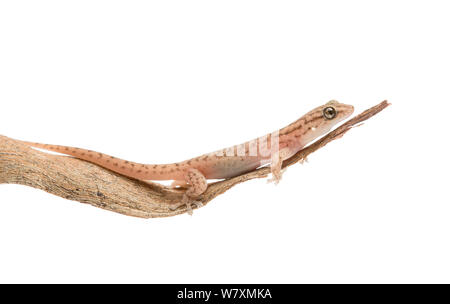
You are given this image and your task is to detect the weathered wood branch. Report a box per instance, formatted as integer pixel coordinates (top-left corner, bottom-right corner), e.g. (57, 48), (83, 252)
(0, 100), (390, 218)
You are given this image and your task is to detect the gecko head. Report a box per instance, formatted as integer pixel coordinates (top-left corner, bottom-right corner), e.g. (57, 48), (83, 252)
(299, 100), (354, 146)
(320, 100), (354, 124)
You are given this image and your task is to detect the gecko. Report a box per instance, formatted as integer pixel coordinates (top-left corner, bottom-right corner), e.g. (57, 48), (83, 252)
(18, 100), (354, 213)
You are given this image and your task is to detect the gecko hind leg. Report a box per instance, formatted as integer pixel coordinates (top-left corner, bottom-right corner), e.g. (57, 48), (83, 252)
(169, 168), (208, 215)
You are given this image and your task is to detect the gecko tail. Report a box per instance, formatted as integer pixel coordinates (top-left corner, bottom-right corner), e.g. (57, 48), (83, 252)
(15, 139), (165, 181)
(17, 140), (91, 159)
(18, 140), (65, 153)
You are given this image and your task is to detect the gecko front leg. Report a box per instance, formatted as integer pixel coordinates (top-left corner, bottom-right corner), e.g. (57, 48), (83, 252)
(169, 168), (208, 215)
(268, 152), (283, 184)
(268, 147), (292, 184)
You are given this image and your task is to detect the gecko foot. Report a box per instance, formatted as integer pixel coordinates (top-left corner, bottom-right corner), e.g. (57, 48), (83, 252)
(299, 157), (309, 164)
(168, 168), (207, 215)
(267, 168), (286, 185)
(169, 193), (203, 215)
(267, 172), (283, 184)
(185, 200), (204, 215)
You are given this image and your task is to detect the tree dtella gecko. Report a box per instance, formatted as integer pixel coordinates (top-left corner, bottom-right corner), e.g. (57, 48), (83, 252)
(18, 100), (354, 213)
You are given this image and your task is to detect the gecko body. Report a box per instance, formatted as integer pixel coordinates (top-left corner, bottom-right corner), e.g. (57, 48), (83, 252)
(19, 100), (354, 212)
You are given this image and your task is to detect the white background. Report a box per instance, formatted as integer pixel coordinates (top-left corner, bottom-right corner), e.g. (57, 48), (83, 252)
(0, 1), (449, 283)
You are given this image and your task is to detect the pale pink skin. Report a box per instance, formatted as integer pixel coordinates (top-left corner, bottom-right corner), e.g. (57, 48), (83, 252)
(20, 100), (354, 210)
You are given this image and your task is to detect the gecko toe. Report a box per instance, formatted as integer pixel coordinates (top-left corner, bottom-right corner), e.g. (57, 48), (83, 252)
(186, 203), (194, 215)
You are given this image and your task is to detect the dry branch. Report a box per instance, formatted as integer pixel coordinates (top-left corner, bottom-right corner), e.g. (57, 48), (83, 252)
(0, 100), (390, 218)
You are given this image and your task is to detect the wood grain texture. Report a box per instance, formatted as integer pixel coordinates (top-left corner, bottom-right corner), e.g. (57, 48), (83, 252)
(0, 100), (390, 218)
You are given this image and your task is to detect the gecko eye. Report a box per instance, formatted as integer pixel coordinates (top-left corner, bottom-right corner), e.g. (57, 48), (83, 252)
(323, 107), (337, 120)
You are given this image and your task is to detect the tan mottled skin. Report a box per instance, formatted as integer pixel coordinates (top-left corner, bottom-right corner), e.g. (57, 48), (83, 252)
(18, 100), (354, 212)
